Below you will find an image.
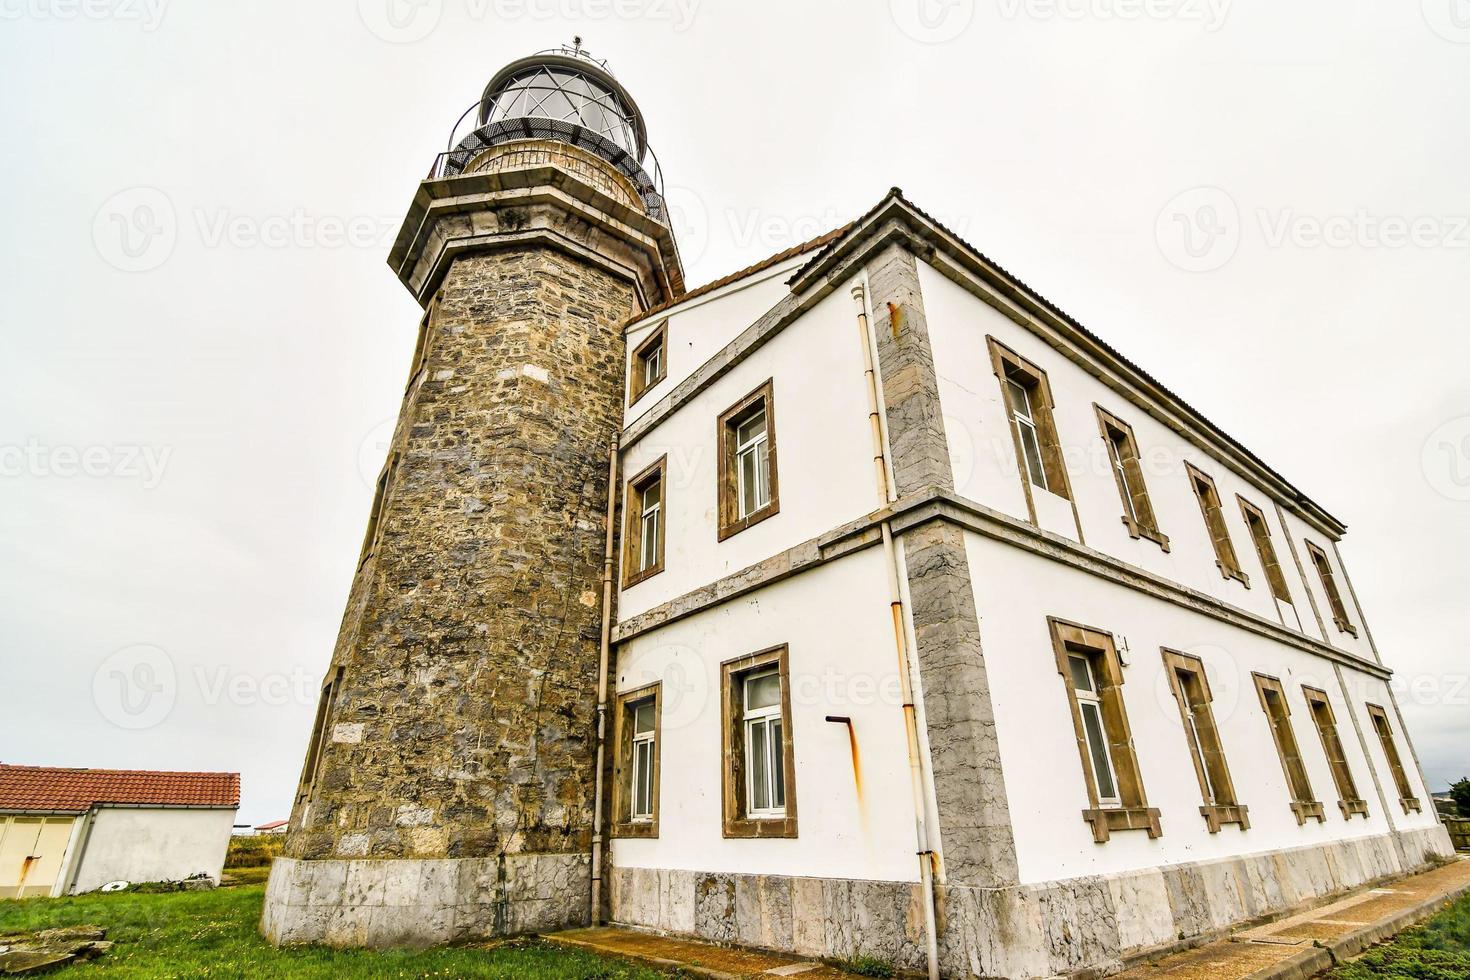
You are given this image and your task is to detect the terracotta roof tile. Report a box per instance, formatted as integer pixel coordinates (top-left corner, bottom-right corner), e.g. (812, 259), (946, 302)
(0, 765), (241, 813)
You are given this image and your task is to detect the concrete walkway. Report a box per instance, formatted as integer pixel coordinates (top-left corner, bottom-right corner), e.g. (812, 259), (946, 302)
(546, 857), (1470, 979)
(1115, 855), (1470, 980)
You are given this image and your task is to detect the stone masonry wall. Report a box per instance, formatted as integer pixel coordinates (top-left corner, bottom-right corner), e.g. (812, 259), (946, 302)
(285, 246), (636, 874)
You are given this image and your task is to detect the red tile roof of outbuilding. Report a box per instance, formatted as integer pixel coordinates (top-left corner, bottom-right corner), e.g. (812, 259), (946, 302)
(0, 765), (241, 813)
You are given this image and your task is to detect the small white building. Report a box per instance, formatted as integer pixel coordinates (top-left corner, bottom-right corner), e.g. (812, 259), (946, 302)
(0, 764), (240, 897)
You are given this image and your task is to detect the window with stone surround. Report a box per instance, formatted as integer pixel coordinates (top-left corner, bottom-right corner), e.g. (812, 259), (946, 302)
(1301, 685), (1369, 819)
(628, 320), (667, 405)
(358, 453), (399, 569)
(1095, 405), (1168, 550)
(1238, 497), (1292, 604)
(1366, 703), (1421, 815)
(296, 666), (342, 808)
(611, 682), (660, 838)
(717, 380), (779, 541)
(1185, 462), (1248, 586)
(720, 645), (797, 838)
(1163, 650), (1248, 833)
(1047, 618), (1160, 843)
(406, 299), (438, 392)
(1252, 673), (1326, 825)
(988, 338), (1072, 515)
(622, 455), (666, 588)
(1305, 541), (1358, 637)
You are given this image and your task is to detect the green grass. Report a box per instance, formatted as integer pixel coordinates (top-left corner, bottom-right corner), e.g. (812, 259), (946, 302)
(1327, 892), (1470, 980)
(0, 884), (680, 979)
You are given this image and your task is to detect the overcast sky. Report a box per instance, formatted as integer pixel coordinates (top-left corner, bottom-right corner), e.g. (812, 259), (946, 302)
(2, 0), (1466, 826)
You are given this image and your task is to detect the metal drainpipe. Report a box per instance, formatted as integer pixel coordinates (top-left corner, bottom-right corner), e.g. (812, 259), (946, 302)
(851, 282), (941, 980)
(590, 436), (620, 927)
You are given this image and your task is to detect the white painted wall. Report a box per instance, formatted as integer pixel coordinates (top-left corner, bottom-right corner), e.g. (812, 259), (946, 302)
(71, 807), (235, 893)
(919, 260), (1350, 633)
(617, 284), (878, 621)
(963, 530), (1428, 886)
(611, 549), (919, 884)
(623, 255), (811, 429)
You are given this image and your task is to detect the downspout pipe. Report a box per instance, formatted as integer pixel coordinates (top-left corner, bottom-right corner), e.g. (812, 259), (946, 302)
(851, 283), (941, 980)
(590, 436), (619, 926)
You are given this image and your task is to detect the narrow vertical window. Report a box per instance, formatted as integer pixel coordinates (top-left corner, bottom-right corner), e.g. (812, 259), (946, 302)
(1366, 703), (1421, 814)
(612, 683), (660, 838)
(1306, 541), (1358, 637)
(628, 321), (667, 405)
(1239, 497), (1291, 603)
(406, 298), (438, 392)
(1252, 674), (1325, 824)
(1302, 685), (1369, 819)
(622, 456), (666, 587)
(1095, 406), (1168, 549)
(1048, 619), (1160, 842)
(721, 646), (797, 838)
(1164, 651), (1248, 832)
(1185, 463), (1248, 586)
(297, 667), (343, 808)
(358, 453), (400, 569)
(717, 380), (780, 540)
(988, 338), (1072, 514)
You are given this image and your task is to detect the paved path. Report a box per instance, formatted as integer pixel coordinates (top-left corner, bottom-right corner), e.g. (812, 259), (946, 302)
(546, 856), (1470, 979)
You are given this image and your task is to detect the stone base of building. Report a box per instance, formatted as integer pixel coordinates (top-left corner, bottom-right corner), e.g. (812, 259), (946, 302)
(260, 852), (589, 947)
(608, 826), (1454, 978)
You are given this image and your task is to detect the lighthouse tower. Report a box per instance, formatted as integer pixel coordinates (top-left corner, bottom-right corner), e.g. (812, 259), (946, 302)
(262, 43), (683, 947)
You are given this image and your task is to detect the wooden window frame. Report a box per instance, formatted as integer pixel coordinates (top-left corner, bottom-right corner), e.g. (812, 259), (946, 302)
(1095, 405), (1168, 551)
(989, 338), (1074, 525)
(1252, 674), (1326, 825)
(358, 453), (400, 569)
(611, 682), (662, 838)
(1047, 618), (1161, 843)
(621, 455), (667, 588)
(1184, 462), (1249, 586)
(717, 380), (780, 541)
(1365, 703), (1421, 815)
(628, 320), (668, 406)
(296, 666), (343, 807)
(1305, 541), (1358, 637)
(720, 645), (797, 839)
(1301, 685), (1369, 819)
(1238, 496), (1292, 604)
(1163, 650), (1249, 833)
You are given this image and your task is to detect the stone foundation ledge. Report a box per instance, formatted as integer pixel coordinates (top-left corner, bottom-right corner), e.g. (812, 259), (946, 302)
(609, 824), (1453, 979)
(260, 852), (590, 948)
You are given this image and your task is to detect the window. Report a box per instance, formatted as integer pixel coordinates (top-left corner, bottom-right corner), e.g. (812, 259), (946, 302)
(405, 298), (439, 392)
(1238, 497), (1292, 604)
(1252, 674), (1325, 824)
(1095, 406), (1168, 550)
(1184, 463), (1248, 586)
(296, 667), (343, 808)
(1301, 685), (1369, 819)
(1305, 541), (1358, 637)
(717, 380), (780, 540)
(1047, 619), (1160, 843)
(358, 453), (400, 569)
(611, 683), (661, 838)
(720, 646), (797, 838)
(988, 338), (1072, 510)
(628, 321), (667, 405)
(1163, 651), (1248, 832)
(1366, 703), (1421, 815)
(622, 456), (666, 588)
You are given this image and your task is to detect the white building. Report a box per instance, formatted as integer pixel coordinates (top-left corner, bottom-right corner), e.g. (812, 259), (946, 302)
(605, 190), (1451, 977)
(0, 764), (240, 896)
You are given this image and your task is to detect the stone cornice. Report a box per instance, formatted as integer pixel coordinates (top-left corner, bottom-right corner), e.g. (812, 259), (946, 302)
(613, 489), (1391, 681)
